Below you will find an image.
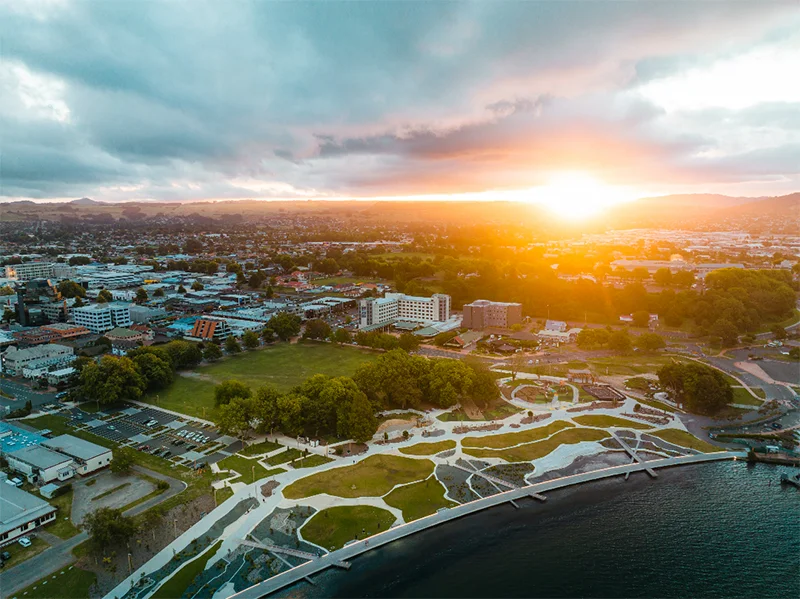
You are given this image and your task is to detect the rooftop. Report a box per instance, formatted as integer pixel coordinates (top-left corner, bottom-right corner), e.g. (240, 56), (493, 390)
(0, 483), (56, 535)
(9, 445), (73, 469)
(43, 434), (111, 461)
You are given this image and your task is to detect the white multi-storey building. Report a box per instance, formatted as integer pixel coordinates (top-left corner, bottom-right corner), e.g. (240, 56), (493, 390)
(72, 302), (132, 334)
(0, 344), (74, 377)
(4, 262), (55, 281)
(359, 293), (451, 328)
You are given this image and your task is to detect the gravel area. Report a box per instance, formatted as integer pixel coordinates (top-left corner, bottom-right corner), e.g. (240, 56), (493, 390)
(484, 463), (536, 487)
(436, 464), (479, 504)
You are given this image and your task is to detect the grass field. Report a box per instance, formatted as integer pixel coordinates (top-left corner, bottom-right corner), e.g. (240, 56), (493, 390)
(239, 439), (282, 456)
(651, 429), (721, 453)
(294, 454), (334, 468)
(217, 455), (271, 484)
(18, 566), (97, 599)
(284, 454), (434, 499)
(572, 415), (653, 430)
(143, 342), (380, 421)
(45, 490), (81, 539)
(399, 440), (456, 456)
(752, 388), (767, 399)
(151, 540), (222, 599)
(2, 536), (49, 568)
(266, 448), (303, 465)
(462, 421), (574, 449)
(585, 356), (688, 377)
(463, 428), (609, 462)
(732, 387), (764, 406)
(384, 478), (456, 521)
(301, 505), (396, 551)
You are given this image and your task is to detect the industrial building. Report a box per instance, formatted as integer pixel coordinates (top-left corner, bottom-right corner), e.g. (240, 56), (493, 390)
(0, 477), (57, 546)
(42, 435), (113, 476)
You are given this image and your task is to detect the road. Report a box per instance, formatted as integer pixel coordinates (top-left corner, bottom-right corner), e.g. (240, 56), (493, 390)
(0, 467), (186, 596)
(0, 378), (58, 410)
(229, 451), (745, 599)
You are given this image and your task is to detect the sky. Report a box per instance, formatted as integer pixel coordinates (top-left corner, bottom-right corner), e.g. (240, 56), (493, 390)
(1, 0), (799, 205)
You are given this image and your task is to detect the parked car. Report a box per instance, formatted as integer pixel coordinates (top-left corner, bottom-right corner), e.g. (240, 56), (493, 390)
(18, 537), (32, 548)
(0, 551), (11, 562)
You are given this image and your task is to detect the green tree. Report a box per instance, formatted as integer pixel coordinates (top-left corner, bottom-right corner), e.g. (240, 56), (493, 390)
(657, 363), (732, 415)
(331, 328), (352, 345)
(467, 361), (500, 408)
(304, 318), (332, 340)
(214, 379), (251, 407)
(132, 352), (173, 390)
(191, 281), (204, 291)
(83, 507), (138, 553)
(110, 447), (135, 474)
(261, 327), (276, 343)
(270, 312), (302, 341)
(653, 268), (673, 287)
(398, 332), (421, 352)
(253, 385), (282, 434)
(225, 335), (242, 354)
(338, 392), (378, 443)
(631, 310), (650, 328)
(134, 287), (148, 304)
(709, 318), (738, 347)
(672, 270), (695, 288)
(265, 285), (275, 299)
(248, 272), (265, 289)
(217, 396), (255, 441)
(635, 333), (666, 352)
(277, 393), (306, 436)
(96, 289), (113, 303)
(242, 330), (260, 350)
(163, 340), (202, 369)
(608, 330), (633, 353)
(203, 342), (223, 362)
(177, 284), (187, 294)
(771, 325), (787, 341)
(0, 285), (15, 296)
(2, 307), (15, 324)
(425, 359), (475, 408)
(153, 287), (165, 297)
(80, 356), (146, 406)
(57, 280), (86, 298)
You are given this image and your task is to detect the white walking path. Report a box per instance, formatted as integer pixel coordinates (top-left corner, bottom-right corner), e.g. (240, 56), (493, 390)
(229, 450), (745, 599)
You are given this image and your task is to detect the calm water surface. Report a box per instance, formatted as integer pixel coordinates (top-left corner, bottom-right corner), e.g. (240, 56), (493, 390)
(275, 461), (799, 599)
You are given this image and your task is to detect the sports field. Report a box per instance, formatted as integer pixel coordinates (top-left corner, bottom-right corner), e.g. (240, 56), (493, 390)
(143, 342), (380, 420)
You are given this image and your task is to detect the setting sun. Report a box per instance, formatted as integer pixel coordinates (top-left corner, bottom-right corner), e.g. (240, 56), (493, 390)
(529, 172), (635, 217)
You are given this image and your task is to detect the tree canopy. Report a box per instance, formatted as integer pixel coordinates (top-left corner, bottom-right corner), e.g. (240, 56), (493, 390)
(658, 362), (732, 415)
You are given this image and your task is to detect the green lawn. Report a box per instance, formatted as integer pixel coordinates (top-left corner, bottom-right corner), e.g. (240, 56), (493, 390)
(384, 478), (456, 521)
(284, 454), (434, 499)
(572, 415), (653, 430)
(239, 439), (282, 456)
(462, 421), (574, 449)
(732, 387), (764, 406)
(399, 440), (456, 456)
(463, 428), (609, 462)
(15, 566), (97, 599)
(301, 506), (396, 551)
(752, 388), (767, 399)
(266, 447), (303, 466)
(651, 429), (721, 453)
(2, 536), (50, 568)
(217, 455), (272, 484)
(142, 342), (380, 421)
(294, 454), (334, 468)
(585, 356), (688, 377)
(483, 402), (524, 420)
(44, 490), (81, 539)
(151, 540), (222, 599)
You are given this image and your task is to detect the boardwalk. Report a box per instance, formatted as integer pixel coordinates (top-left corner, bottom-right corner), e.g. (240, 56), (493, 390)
(230, 451), (745, 599)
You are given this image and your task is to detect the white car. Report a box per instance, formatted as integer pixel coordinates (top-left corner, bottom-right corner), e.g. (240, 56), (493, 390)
(18, 537), (32, 548)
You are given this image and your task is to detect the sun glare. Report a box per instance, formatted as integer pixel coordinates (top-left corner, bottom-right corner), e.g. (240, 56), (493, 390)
(530, 172), (633, 218)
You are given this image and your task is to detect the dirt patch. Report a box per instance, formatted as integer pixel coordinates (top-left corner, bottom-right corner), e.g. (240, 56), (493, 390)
(459, 397), (483, 420)
(179, 371), (218, 383)
(734, 361), (776, 384)
(376, 418), (415, 433)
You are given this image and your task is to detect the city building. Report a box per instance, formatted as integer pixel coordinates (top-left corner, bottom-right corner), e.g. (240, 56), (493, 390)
(4, 262), (55, 281)
(42, 435), (112, 475)
(189, 318), (231, 342)
(12, 327), (62, 347)
(129, 304), (168, 324)
(0, 344), (74, 377)
(0, 477), (57, 546)
(41, 322), (91, 340)
(5, 445), (75, 484)
(359, 293), (451, 328)
(462, 299), (523, 329)
(15, 279), (61, 326)
(72, 302), (132, 334)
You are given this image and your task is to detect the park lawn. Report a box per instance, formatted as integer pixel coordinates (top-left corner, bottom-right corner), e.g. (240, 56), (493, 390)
(462, 421), (574, 449)
(294, 454), (335, 468)
(44, 490), (81, 539)
(586, 356), (687, 377)
(572, 415), (653, 430)
(483, 402), (523, 420)
(151, 540), (222, 599)
(216, 486), (234, 504)
(142, 342), (380, 421)
(301, 506), (396, 551)
(2, 536), (50, 568)
(17, 566), (97, 599)
(217, 455), (271, 484)
(266, 448), (303, 466)
(731, 387), (763, 406)
(239, 439), (283, 456)
(752, 388), (767, 399)
(437, 409), (478, 422)
(284, 454), (435, 499)
(463, 428), (609, 462)
(651, 429), (721, 453)
(384, 478), (456, 522)
(399, 440), (456, 456)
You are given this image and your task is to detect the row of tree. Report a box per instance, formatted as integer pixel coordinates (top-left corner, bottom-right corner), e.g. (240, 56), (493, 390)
(657, 362), (733, 415)
(576, 328), (666, 352)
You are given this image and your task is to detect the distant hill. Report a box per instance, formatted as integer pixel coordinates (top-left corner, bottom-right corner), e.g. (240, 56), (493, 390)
(70, 197), (103, 205)
(723, 192), (800, 217)
(632, 194), (759, 209)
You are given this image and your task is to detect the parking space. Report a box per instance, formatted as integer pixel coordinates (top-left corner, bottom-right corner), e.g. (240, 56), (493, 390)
(90, 420), (142, 443)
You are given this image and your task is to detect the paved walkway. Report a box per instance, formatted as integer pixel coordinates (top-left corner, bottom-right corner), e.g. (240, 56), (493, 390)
(230, 451), (746, 599)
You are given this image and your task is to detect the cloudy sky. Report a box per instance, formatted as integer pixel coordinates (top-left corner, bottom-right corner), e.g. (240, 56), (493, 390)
(2, 0), (799, 204)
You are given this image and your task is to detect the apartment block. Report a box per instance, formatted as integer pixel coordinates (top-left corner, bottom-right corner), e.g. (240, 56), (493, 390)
(462, 299), (523, 329)
(359, 293), (451, 327)
(72, 302), (132, 334)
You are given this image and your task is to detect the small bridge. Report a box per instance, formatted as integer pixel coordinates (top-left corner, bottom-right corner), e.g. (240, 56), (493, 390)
(237, 538), (351, 570)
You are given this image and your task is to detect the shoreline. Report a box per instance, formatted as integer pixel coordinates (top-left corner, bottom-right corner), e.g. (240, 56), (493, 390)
(229, 450), (745, 599)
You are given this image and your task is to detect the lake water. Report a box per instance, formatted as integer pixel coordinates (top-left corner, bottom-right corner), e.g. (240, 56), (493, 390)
(275, 460), (799, 598)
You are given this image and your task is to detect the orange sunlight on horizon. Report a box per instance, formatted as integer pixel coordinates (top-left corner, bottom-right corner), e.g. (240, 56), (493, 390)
(527, 172), (639, 217)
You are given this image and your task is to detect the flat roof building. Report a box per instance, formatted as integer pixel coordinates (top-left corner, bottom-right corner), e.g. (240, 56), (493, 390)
(359, 293), (450, 328)
(5, 445), (75, 484)
(0, 479), (57, 546)
(462, 299), (522, 330)
(42, 434), (112, 476)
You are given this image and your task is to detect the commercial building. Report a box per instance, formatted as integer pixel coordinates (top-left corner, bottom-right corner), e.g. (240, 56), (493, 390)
(610, 259), (689, 273)
(4, 262), (55, 281)
(359, 293), (451, 328)
(189, 318), (232, 342)
(0, 344), (74, 377)
(129, 304), (168, 324)
(5, 445), (75, 484)
(462, 300), (522, 329)
(0, 478), (57, 546)
(42, 435), (112, 475)
(41, 322), (91, 340)
(72, 302), (132, 334)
